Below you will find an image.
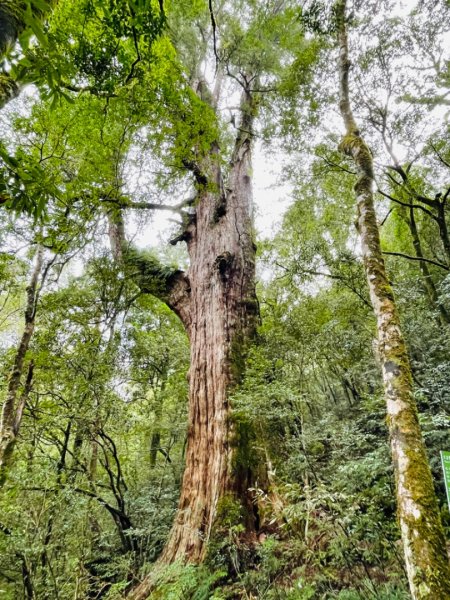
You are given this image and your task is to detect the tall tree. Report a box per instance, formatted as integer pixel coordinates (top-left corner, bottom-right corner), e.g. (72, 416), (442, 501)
(105, 4), (311, 594)
(109, 74), (259, 573)
(336, 1), (450, 597)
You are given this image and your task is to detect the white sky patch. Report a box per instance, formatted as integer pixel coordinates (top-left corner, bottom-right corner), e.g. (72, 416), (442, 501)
(253, 142), (293, 238)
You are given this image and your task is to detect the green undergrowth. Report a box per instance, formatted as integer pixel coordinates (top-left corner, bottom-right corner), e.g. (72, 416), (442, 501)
(136, 532), (410, 600)
(145, 563), (227, 600)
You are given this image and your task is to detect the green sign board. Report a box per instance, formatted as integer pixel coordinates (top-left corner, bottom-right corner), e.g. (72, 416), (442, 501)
(440, 451), (450, 511)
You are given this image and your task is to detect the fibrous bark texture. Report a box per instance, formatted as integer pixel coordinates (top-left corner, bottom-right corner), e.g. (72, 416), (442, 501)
(0, 245), (43, 487)
(336, 2), (450, 598)
(159, 97), (257, 566)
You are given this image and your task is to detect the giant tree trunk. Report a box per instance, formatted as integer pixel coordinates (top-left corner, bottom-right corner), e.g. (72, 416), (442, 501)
(0, 245), (43, 486)
(336, 2), (450, 598)
(110, 89), (259, 598)
(160, 101), (257, 565)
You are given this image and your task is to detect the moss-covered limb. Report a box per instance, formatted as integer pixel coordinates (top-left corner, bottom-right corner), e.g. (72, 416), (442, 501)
(336, 1), (450, 598)
(107, 210), (191, 327)
(125, 247), (190, 322)
(0, 73), (20, 109)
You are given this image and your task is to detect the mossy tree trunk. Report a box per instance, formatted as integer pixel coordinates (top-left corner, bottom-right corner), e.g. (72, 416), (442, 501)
(336, 1), (450, 598)
(0, 245), (44, 487)
(109, 87), (259, 598)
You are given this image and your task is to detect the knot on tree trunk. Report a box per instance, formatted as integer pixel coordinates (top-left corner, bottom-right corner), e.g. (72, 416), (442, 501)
(213, 251), (234, 282)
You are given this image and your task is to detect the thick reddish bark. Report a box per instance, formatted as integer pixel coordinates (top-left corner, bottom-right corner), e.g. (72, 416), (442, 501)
(159, 106), (257, 565)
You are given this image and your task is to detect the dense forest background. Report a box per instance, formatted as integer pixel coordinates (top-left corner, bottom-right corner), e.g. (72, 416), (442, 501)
(0, 0), (450, 598)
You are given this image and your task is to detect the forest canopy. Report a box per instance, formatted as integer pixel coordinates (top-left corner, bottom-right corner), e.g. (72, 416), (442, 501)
(0, 1), (450, 599)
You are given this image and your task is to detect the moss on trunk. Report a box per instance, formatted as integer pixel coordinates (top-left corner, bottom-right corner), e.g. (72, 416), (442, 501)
(0, 73), (19, 109)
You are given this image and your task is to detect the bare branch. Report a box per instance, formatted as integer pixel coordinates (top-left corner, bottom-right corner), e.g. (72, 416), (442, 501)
(383, 251), (450, 271)
(208, 0), (220, 72)
(377, 189), (437, 220)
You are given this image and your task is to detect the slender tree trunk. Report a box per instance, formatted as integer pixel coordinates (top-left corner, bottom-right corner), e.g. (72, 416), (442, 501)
(436, 200), (450, 265)
(149, 431), (161, 470)
(40, 419), (72, 599)
(405, 202), (450, 326)
(21, 556), (34, 600)
(336, 2), (450, 598)
(379, 127), (450, 270)
(0, 245), (44, 487)
(149, 388), (164, 470)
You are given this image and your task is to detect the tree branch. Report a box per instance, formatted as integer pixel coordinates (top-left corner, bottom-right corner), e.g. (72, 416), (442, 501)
(107, 211), (191, 327)
(123, 201), (183, 213)
(383, 251), (450, 271)
(208, 0), (220, 72)
(377, 189), (436, 220)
